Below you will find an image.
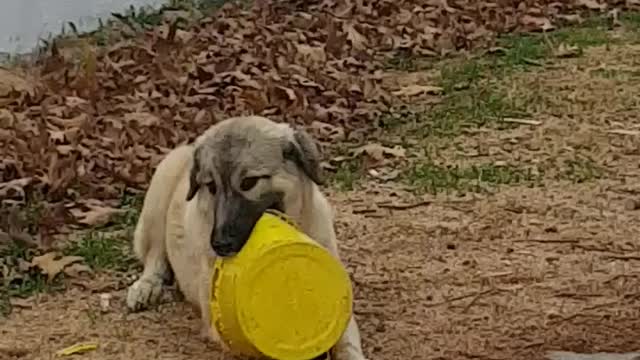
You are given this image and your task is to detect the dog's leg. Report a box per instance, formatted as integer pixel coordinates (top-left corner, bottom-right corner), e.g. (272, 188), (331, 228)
(126, 145), (193, 312)
(304, 195), (368, 360)
(330, 316), (366, 360)
(322, 241), (367, 360)
(198, 268), (223, 345)
(126, 215), (170, 311)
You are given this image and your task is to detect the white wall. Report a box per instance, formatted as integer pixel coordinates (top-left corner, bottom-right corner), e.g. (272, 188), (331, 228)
(0, 0), (166, 56)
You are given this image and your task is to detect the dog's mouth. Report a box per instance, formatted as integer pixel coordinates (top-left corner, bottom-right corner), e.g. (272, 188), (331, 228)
(267, 202), (284, 212)
(266, 201), (284, 214)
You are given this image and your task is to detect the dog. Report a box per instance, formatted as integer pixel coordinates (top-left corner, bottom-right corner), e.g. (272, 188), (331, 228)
(125, 115), (367, 360)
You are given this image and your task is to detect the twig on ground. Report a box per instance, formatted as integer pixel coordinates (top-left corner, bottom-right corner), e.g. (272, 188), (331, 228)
(352, 207), (378, 214)
(607, 129), (640, 136)
(461, 289), (496, 313)
(549, 300), (621, 325)
(523, 58), (544, 66)
(513, 238), (581, 244)
(502, 117), (542, 126)
(376, 200), (431, 210)
(604, 255), (640, 261)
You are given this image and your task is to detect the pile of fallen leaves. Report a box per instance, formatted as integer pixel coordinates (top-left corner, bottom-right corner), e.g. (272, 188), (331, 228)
(0, 0), (635, 238)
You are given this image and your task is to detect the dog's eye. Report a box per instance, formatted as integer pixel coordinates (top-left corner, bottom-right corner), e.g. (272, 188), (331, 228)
(207, 181), (216, 195)
(240, 175), (271, 191)
(240, 177), (260, 191)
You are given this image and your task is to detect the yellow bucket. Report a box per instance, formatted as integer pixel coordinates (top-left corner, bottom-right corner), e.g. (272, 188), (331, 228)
(209, 210), (353, 360)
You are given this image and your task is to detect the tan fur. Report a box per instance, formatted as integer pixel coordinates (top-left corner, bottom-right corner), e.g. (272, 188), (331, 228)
(126, 116), (367, 360)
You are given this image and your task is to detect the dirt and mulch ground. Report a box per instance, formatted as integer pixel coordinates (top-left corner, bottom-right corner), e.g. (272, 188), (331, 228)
(3, 0), (640, 359)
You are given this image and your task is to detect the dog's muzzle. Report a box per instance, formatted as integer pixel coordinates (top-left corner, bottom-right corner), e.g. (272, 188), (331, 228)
(211, 191), (283, 257)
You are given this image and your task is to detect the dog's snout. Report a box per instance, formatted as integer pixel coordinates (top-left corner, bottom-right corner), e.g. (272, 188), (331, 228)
(212, 241), (236, 257)
(211, 190), (283, 258)
(211, 226), (239, 257)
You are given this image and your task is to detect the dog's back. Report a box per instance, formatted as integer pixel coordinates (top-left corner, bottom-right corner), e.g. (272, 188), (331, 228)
(133, 145), (194, 263)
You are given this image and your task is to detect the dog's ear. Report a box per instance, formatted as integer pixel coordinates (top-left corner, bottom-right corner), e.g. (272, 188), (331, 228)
(284, 128), (325, 185)
(186, 148), (201, 201)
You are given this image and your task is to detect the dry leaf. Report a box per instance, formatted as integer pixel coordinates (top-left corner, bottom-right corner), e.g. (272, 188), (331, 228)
(351, 144), (406, 165)
(392, 85), (443, 97)
(123, 112), (161, 127)
(521, 15), (554, 32)
(0, 68), (34, 97)
(344, 23), (368, 50)
(0, 178), (32, 200)
(31, 252), (85, 281)
(69, 200), (126, 227)
(576, 0), (606, 10)
(63, 263), (94, 278)
(554, 43), (583, 58)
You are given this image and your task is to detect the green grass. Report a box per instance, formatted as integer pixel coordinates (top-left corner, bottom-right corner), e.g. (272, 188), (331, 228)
(0, 242), (62, 316)
(559, 157), (605, 183)
(0, 191), (143, 316)
(63, 191), (142, 272)
(109, 192), (143, 230)
(379, 15), (624, 138)
(427, 85), (528, 136)
(64, 231), (137, 272)
(385, 50), (418, 72)
(331, 160), (363, 191)
(492, 17), (613, 70)
(380, 80), (529, 138)
(404, 162), (543, 195)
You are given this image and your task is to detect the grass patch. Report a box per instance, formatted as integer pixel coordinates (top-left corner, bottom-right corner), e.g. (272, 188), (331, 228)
(109, 192), (143, 230)
(64, 231), (137, 272)
(0, 191), (142, 316)
(331, 160), (363, 191)
(427, 85), (528, 136)
(493, 17), (612, 70)
(385, 50), (419, 71)
(375, 85), (529, 138)
(0, 242), (63, 316)
(404, 161), (543, 195)
(559, 157), (604, 183)
(380, 15), (621, 138)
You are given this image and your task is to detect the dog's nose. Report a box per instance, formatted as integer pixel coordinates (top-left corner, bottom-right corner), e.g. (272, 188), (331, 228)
(212, 242), (236, 257)
(212, 226), (241, 257)
(211, 236), (234, 257)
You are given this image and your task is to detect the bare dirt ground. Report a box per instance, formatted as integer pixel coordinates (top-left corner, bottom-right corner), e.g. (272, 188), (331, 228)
(3, 2), (640, 360)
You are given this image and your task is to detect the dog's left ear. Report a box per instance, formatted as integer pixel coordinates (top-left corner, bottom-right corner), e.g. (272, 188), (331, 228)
(284, 128), (325, 185)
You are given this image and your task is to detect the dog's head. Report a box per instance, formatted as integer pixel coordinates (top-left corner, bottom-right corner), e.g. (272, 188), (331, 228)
(185, 116), (324, 257)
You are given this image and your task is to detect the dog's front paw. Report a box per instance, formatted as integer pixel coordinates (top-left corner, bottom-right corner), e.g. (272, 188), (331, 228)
(126, 276), (164, 312)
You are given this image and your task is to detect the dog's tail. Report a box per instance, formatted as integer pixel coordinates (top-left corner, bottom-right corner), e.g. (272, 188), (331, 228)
(133, 145), (194, 264)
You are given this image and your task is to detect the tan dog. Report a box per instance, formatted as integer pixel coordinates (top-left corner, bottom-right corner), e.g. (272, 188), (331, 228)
(126, 116), (367, 360)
